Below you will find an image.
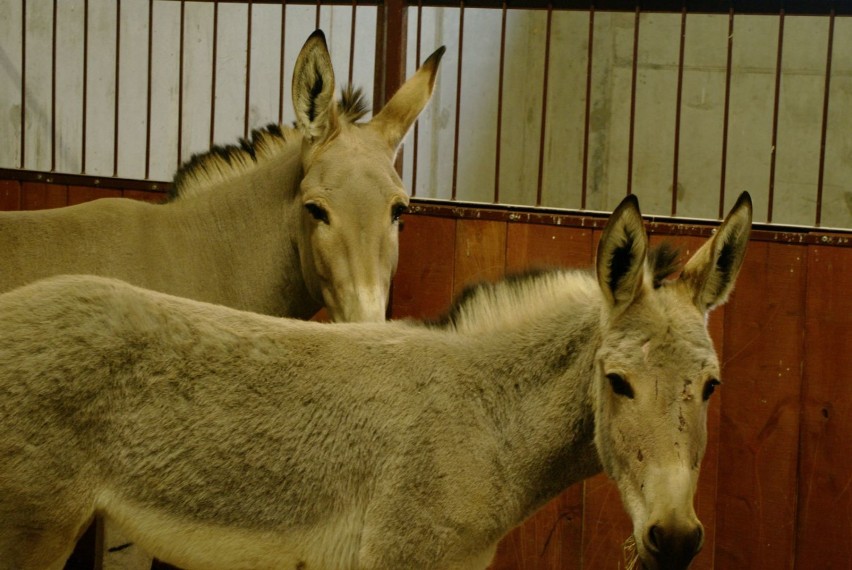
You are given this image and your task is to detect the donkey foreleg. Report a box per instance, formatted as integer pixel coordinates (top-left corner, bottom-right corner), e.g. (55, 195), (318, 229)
(101, 518), (155, 570)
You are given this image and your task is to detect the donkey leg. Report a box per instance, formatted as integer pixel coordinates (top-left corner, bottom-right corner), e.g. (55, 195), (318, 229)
(101, 518), (155, 570)
(0, 514), (94, 570)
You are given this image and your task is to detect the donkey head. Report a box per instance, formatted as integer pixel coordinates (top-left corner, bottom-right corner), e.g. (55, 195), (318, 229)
(291, 30), (444, 322)
(593, 193), (752, 569)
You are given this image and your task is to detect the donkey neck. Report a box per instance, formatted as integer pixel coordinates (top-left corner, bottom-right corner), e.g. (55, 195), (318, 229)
(163, 145), (319, 318)
(461, 283), (604, 523)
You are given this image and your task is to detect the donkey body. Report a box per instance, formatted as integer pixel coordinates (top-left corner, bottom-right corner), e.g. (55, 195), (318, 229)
(0, 30), (444, 323)
(0, 194), (751, 570)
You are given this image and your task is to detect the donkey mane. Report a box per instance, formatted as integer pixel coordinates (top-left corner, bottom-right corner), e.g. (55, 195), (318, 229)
(430, 243), (682, 333)
(170, 86), (371, 201)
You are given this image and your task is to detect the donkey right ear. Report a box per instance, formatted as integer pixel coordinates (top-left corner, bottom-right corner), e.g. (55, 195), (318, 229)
(596, 195), (648, 310)
(680, 192), (752, 312)
(368, 46), (446, 156)
(292, 30), (339, 145)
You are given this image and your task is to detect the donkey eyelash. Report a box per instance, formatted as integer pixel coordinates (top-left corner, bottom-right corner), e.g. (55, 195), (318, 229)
(606, 373), (635, 400)
(702, 378), (721, 401)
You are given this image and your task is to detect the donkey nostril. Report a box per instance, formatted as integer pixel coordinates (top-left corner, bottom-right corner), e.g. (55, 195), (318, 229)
(692, 525), (705, 555)
(645, 524), (664, 553)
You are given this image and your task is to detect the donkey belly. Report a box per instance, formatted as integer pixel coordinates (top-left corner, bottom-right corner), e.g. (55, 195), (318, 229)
(97, 490), (365, 570)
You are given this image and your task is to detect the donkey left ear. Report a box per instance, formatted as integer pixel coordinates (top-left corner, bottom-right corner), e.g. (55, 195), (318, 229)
(293, 30), (339, 145)
(680, 192), (752, 312)
(596, 195), (648, 311)
(368, 46), (446, 156)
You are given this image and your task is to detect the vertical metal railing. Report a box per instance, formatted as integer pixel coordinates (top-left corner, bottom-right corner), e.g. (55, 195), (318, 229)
(3, 0), (850, 229)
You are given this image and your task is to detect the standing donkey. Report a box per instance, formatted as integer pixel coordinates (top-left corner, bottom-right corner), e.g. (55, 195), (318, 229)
(0, 29), (444, 570)
(0, 193), (751, 570)
(0, 30), (444, 323)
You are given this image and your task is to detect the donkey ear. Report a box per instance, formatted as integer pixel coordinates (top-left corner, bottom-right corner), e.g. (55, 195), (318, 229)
(596, 195), (648, 310)
(369, 46), (446, 155)
(680, 192), (752, 312)
(292, 30), (339, 145)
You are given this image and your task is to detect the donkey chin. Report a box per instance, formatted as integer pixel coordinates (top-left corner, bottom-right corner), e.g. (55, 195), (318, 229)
(621, 473), (705, 570)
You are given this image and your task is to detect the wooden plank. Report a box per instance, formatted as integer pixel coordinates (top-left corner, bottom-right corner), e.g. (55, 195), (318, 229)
(795, 245), (852, 568)
(122, 189), (167, 204)
(0, 179), (21, 211)
(505, 223), (593, 273)
(715, 241), (806, 568)
(67, 185), (122, 205)
(391, 214), (456, 320)
(452, 219), (507, 297)
(490, 487), (584, 570)
(21, 182), (68, 210)
(581, 473), (633, 569)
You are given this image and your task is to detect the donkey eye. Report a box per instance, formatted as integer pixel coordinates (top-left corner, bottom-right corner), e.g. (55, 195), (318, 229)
(702, 378), (721, 401)
(391, 203), (408, 223)
(606, 373), (635, 399)
(305, 202), (329, 224)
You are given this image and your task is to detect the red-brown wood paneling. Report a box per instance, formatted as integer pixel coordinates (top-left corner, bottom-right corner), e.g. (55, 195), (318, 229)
(0, 179), (21, 210)
(392, 215), (457, 320)
(504, 224), (594, 273)
(3, 178), (852, 570)
(453, 219), (508, 297)
(122, 189), (167, 204)
(795, 246), (852, 569)
(67, 185), (123, 205)
(716, 241), (807, 569)
(21, 182), (68, 210)
(491, 490), (585, 570)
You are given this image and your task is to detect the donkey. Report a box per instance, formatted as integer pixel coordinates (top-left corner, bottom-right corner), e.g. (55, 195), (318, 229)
(0, 193), (751, 570)
(0, 29), (444, 323)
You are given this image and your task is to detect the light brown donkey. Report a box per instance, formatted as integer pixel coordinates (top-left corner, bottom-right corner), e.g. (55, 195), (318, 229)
(0, 29), (444, 570)
(0, 30), (445, 323)
(0, 194), (751, 570)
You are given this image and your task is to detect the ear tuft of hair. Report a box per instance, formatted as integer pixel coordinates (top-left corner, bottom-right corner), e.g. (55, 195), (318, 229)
(647, 242), (682, 288)
(339, 85), (370, 123)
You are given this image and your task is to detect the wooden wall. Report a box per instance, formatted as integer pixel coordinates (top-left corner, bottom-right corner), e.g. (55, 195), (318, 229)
(1, 179), (850, 569)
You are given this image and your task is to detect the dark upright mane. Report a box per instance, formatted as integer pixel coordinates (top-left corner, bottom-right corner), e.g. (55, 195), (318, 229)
(169, 86), (372, 201)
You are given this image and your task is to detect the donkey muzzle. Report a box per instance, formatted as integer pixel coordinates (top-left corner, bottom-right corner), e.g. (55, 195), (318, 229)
(640, 521), (704, 570)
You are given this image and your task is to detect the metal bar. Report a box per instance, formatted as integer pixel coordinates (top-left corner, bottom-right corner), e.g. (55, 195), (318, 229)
(718, 6), (733, 218)
(767, 8), (783, 223)
(670, 5), (686, 216)
(278, 0), (287, 124)
(535, 2), (553, 207)
(450, 1), (465, 201)
(493, 0), (507, 204)
(815, 8), (834, 227)
(626, 4), (640, 195)
(20, 0), (26, 169)
(82, 0), (88, 173)
(580, 6), (594, 210)
(348, 0), (357, 85)
(177, 0), (186, 166)
(145, 0), (154, 179)
(210, 0), (220, 147)
(316, 0), (320, 29)
(373, 0), (407, 110)
(113, 0), (121, 177)
(244, 0), (253, 139)
(151, 0), (848, 14)
(411, 0), (423, 197)
(51, 0), (57, 172)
